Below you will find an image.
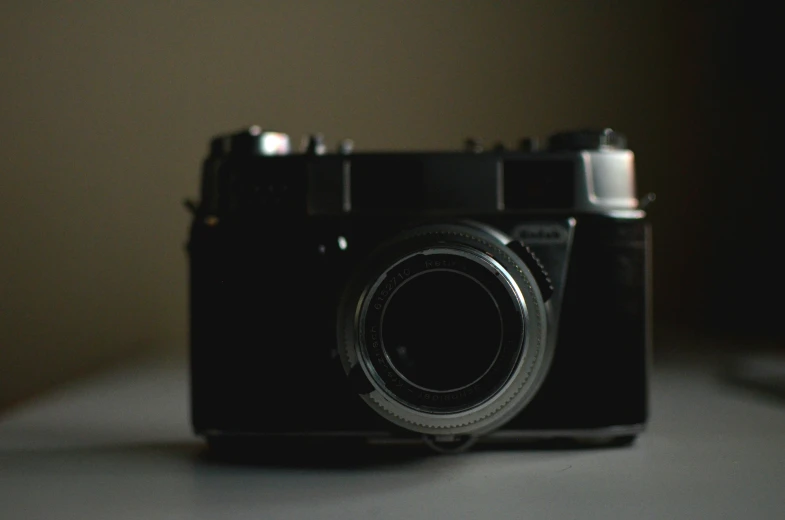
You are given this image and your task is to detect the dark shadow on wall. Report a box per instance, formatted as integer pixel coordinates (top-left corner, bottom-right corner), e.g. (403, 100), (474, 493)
(649, 1), (783, 344)
(702, 1), (783, 342)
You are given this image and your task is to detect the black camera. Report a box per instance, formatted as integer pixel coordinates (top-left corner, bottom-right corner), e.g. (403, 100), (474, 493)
(187, 127), (652, 452)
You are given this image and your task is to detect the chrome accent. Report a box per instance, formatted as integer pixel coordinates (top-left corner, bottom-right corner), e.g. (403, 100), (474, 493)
(576, 150), (638, 213)
(603, 209), (647, 219)
(259, 131), (291, 155)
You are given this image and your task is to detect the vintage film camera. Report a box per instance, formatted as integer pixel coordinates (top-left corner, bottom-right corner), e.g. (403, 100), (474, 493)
(187, 127), (652, 452)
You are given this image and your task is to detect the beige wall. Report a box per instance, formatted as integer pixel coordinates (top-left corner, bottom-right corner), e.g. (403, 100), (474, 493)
(0, 2), (704, 410)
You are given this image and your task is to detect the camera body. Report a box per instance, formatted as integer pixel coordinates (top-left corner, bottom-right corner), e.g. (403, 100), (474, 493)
(187, 128), (652, 450)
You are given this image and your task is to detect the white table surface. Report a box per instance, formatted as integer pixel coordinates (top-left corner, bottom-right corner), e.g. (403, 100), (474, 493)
(1, 352), (784, 519)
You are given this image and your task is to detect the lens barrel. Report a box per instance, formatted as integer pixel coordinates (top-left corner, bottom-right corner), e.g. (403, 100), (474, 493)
(337, 222), (551, 436)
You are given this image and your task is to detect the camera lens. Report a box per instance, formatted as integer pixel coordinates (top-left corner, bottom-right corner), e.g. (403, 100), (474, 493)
(355, 248), (528, 414)
(381, 270), (502, 392)
(337, 222), (552, 436)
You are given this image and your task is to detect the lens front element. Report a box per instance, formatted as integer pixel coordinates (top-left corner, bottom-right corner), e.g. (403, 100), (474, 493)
(382, 270), (502, 392)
